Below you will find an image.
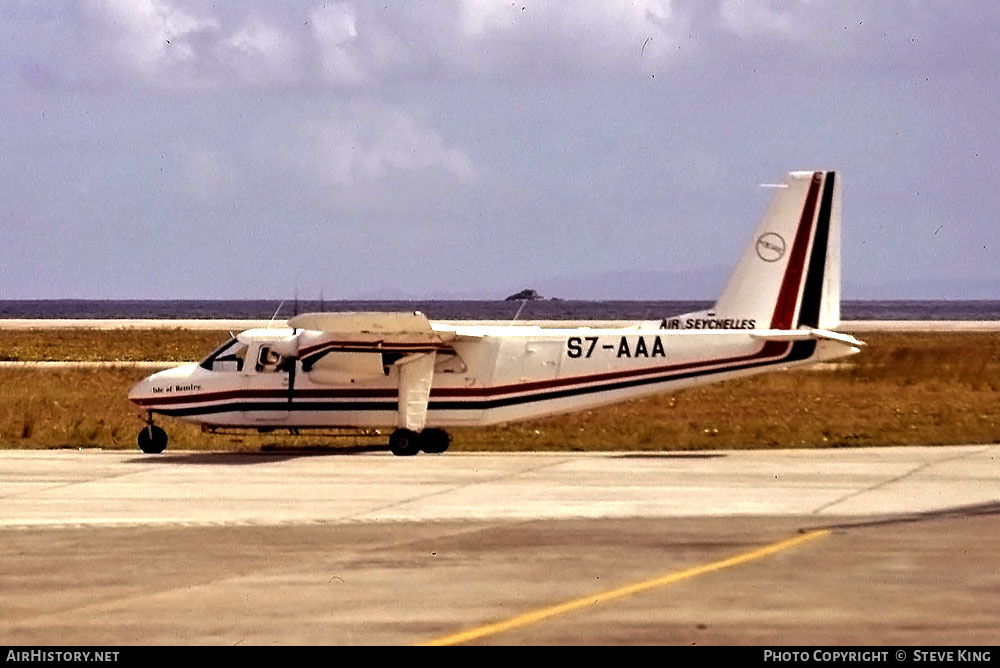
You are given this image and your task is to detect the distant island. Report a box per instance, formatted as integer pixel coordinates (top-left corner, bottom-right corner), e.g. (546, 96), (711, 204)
(504, 288), (543, 301)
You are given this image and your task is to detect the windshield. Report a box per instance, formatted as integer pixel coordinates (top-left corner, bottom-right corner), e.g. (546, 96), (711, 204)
(199, 338), (248, 372)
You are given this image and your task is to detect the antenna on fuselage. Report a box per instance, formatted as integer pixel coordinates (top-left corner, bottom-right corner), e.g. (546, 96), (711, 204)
(510, 299), (528, 325)
(267, 300), (286, 329)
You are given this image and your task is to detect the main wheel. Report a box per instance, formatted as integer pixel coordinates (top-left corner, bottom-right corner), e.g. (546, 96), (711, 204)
(137, 425), (168, 454)
(388, 428), (421, 456)
(419, 428), (452, 454)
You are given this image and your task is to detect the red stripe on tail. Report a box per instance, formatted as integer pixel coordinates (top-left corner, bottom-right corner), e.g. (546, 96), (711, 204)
(769, 172), (823, 329)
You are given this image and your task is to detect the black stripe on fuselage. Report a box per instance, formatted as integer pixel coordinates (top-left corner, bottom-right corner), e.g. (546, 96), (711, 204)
(153, 341), (817, 418)
(797, 172), (836, 328)
(431, 340), (816, 410)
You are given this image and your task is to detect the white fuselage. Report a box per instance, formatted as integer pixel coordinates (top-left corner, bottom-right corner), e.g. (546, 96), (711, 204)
(128, 322), (857, 430)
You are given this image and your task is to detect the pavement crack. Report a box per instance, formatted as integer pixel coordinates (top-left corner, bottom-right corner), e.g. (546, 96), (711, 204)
(338, 458), (574, 522)
(0, 467), (149, 501)
(809, 445), (992, 515)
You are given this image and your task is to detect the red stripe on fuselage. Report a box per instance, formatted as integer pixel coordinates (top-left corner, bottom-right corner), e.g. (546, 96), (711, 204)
(131, 340), (789, 409)
(770, 172), (823, 329)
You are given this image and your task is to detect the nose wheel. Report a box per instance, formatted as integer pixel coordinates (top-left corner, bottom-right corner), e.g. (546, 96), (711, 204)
(137, 415), (168, 454)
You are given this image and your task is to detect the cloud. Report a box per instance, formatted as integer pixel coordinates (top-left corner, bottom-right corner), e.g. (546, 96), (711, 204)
(84, 0), (221, 85)
(717, 0), (800, 41)
(8, 1), (999, 93)
(302, 0), (689, 84)
(456, 0), (686, 76)
(219, 15), (303, 86)
(7, 0), (693, 91)
(712, 1), (1000, 66)
(269, 102), (478, 186)
(309, 3), (364, 84)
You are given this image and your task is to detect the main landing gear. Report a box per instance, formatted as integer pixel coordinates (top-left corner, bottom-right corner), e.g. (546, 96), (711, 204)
(137, 413), (168, 454)
(388, 428), (452, 456)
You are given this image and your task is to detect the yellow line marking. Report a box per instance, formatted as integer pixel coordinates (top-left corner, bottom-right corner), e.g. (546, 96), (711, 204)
(420, 528), (830, 646)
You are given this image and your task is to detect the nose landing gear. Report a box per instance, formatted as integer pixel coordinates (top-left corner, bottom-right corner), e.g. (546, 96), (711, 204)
(137, 413), (168, 454)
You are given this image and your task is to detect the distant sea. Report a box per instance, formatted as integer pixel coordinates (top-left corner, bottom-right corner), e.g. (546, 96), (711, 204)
(2, 300), (1000, 320)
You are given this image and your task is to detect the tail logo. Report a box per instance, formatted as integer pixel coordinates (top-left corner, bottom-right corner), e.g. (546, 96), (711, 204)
(755, 232), (786, 262)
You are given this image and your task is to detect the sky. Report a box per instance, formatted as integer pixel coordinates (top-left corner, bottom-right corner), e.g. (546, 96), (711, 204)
(1, 1), (998, 300)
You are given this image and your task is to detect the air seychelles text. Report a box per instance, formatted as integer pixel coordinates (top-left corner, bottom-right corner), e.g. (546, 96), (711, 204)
(662, 318), (757, 330)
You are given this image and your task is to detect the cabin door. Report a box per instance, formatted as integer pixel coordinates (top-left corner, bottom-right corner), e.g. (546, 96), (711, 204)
(242, 343), (291, 424)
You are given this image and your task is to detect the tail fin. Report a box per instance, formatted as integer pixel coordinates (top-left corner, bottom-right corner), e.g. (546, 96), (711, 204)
(670, 170), (841, 331)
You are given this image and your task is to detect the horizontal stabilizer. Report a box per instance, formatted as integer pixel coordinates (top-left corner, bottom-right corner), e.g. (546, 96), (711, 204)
(749, 328), (865, 347)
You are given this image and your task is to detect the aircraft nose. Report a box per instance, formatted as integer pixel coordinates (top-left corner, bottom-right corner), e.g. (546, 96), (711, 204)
(128, 373), (157, 405)
(129, 364), (202, 406)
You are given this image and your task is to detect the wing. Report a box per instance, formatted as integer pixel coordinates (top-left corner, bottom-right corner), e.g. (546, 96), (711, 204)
(288, 311), (467, 356)
(286, 312), (477, 383)
(289, 311), (438, 338)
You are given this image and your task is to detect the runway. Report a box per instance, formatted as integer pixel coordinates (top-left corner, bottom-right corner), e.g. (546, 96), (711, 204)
(1, 446), (998, 645)
(3, 446), (998, 528)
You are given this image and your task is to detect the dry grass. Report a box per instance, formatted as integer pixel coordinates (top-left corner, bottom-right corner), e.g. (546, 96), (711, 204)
(0, 331), (997, 452)
(0, 329), (232, 363)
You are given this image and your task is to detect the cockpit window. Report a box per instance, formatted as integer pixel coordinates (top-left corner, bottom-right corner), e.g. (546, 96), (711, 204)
(199, 338), (248, 372)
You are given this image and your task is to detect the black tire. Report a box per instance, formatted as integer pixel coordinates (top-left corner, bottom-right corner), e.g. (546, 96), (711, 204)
(137, 425), (168, 454)
(388, 428), (421, 456)
(419, 428), (452, 454)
